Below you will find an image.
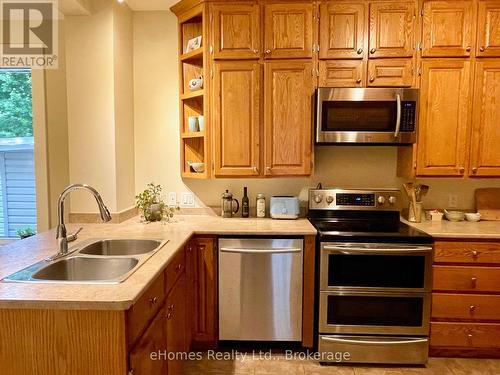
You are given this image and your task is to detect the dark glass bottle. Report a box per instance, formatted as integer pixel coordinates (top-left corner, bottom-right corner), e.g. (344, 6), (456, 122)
(242, 187), (250, 218)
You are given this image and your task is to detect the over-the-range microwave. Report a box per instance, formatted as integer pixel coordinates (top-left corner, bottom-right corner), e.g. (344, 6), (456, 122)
(316, 88), (419, 144)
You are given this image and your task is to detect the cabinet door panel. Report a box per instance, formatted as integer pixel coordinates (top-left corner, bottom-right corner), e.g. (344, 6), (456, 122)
(416, 60), (471, 176)
(166, 275), (187, 375)
(476, 1), (500, 57)
(213, 61), (261, 177)
(422, 0), (473, 57)
(469, 60), (500, 176)
(264, 61), (313, 176)
(369, 2), (415, 58)
(264, 3), (314, 59)
(319, 2), (366, 59)
(129, 308), (167, 375)
(212, 3), (260, 59)
(367, 59), (414, 87)
(319, 60), (365, 87)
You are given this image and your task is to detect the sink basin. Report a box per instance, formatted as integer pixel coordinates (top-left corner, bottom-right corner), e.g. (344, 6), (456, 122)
(31, 257), (139, 282)
(78, 239), (162, 256)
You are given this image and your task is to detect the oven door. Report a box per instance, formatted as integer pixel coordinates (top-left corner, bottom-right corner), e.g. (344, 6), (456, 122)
(320, 243), (433, 292)
(319, 291), (430, 335)
(316, 88), (418, 144)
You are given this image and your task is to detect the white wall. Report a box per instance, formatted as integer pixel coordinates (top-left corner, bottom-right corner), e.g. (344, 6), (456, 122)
(133, 10), (500, 212)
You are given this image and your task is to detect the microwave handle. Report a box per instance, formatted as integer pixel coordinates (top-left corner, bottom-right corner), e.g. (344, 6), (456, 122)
(394, 93), (402, 138)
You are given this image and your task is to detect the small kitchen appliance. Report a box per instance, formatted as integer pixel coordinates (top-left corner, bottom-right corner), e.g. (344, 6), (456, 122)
(221, 190), (239, 218)
(316, 88), (419, 144)
(308, 188), (433, 365)
(270, 196), (300, 219)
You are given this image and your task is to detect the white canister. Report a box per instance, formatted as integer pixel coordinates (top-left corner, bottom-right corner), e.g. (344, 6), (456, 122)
(256, 194), (266, 218)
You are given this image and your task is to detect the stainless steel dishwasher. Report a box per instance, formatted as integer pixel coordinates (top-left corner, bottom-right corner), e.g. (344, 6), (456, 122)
(218, 238), (303, 341)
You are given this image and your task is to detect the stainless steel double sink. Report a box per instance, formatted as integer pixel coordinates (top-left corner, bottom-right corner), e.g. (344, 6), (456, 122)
(3, 239), (168, 284)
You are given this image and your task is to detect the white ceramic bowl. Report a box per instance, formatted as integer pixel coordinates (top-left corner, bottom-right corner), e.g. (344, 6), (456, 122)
(465, 212), (481, 222)
(444, 210), (465, 222)
(188, 162), (205, 173)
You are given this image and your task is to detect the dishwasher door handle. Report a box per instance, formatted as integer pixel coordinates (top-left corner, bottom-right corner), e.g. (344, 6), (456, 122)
(219, 247), (302, 254)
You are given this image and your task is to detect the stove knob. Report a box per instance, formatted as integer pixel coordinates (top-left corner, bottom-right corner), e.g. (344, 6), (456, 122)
(377, 196), (386, 205)
(388, 196), (397, 205)
(326, 195), (334, 204)
(314, 194), (323, 204)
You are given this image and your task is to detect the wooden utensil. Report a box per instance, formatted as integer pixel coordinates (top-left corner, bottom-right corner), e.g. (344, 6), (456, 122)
(475, 188), (500, 221)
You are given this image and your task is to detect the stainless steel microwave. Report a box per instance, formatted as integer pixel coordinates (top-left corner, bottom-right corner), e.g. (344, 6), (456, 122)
(316, 88), (419, 144)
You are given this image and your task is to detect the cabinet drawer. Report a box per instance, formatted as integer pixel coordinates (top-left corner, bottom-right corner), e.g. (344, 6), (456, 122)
(431, 322), (500, 348)
(166, 248), (185, 294)
(432, 293), (500, 321)
(367, 59), (414, 87)
(127, 273), (166, 347)
(319, 60), (365, 87)
(434, 241), (500, 264)
(433, 265), (500, 292)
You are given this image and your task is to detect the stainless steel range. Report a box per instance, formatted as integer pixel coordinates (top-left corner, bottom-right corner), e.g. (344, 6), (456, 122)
(308, 188), (433, 365)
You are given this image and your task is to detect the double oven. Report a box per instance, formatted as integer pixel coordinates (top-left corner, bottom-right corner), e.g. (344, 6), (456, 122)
(308, 189), (433, 364)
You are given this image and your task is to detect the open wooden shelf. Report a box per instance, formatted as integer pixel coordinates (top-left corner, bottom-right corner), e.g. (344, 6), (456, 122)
(181, 90), (204, 101)
(181, 132), (205, 139)
(181, 48), (203, 62)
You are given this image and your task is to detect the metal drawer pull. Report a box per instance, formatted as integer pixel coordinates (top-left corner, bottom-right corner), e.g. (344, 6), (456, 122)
(480, 46), (485, 52)
(469, 305), (476, 314)
(166, 312), (172, 320)
(370, 48), (376, 54)
(168, 304), (175, 311)
(356, 78), (362, 83)
(465, 46), (471, 52)
(471, 250), (479, 258)
(149, 296), (158, 305)
(322, 337), (428, 345)
(220, 247), (302, 254)
(471, 277), (477, 288)
(176, 264), (182, 271)
(357, 48), (363, 54)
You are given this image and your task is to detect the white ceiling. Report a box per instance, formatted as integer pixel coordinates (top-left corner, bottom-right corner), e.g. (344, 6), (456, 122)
(125, 0), (178, 11)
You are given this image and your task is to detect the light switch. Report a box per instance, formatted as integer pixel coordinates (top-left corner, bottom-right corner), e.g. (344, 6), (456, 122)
(168, 192), (177, 206)
(181, 192), (195, 207)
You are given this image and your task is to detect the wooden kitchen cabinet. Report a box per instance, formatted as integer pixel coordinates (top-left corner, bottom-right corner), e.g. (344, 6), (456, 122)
(190, 237), (217, 348)
(319, 60), (365, 87)
(129, 307), (168, 375)
(415, 59), (471, 176)
(319, 2), (366, 60)
(367, 59), (414, 87)
(469, 60), (500, 176)
(212, 3), (260, 59)
(213, 61), (261, 177)
(368, 1), (416, 58)
(476, 1), (500, 57)
(166, 274), (187, 375)
(421, 0), (474, 57)
(264, 3), (314, 59)
(264, 60), (313, 176)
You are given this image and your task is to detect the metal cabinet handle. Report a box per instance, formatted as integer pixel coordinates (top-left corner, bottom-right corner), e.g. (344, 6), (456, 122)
(472, 167), (478, 174)
(469, 305), (476, 314)
(471, 250), (479, 258)
(356, 78), (362, 84)
(168, 304), (175, 311)
(480, 46), (485, 52)
(176, 263), (182, 271)
(357, 48), (363, 54)
(369, 77), (375, 83)
(370, 48), (376, 54)
(265, 49), (271, 54)
(166, 312), (172, 320)
(466, 46), (471, 52)
(459, 166), (465, 173)
(253, 49), (259, 54)
(149, 296), (158, 305)
(471, 277), (477, 288)
(467, 333), (473, 342)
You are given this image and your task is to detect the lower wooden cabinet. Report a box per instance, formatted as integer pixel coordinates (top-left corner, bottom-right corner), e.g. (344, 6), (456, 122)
(166, 274), (187, 375)
(431, 239), (500, 357)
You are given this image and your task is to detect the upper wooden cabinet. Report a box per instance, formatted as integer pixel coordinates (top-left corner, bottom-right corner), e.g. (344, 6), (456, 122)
(469, 60), (500, 176)
(213, 61), (261, 177)
(416, 59), (471, 176)
(367, 59), (414, 87)
(421, 0), (474, 57)
(368, 1), (416, 58)
(212, 3), (260, 59)
(319, 60), (365, 87)
(264, 3), (314, 59)
(319, 2), (366, 59)
(476, 0), (500, 57)
(264, 61), (313, 176)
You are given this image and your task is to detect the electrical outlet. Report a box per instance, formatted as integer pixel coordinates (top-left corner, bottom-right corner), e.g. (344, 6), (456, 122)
(181, 192), (195, 207)
(448, 194), (459, 208)
(168, 192), (177, 206)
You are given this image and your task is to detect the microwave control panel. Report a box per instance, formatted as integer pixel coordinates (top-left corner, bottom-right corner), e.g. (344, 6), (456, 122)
(400, 101), (417, 132)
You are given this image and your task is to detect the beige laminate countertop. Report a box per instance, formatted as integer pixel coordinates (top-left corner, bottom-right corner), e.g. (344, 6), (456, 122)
(406, 219), (500, 240)
(0, 215), (316, 310)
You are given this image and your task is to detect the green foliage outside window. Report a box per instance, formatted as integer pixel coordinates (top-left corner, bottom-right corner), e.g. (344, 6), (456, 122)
(0, 71), (33, 138)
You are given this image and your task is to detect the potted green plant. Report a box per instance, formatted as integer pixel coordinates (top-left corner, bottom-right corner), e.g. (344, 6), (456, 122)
(135, 183), (179, 222)
(17, 227), (36, 239)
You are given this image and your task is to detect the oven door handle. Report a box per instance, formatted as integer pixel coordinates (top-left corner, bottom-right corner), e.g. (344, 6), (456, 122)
(322, 245), (432, 254)
(394, 93), (402, 138)
(219, 247), (302, 254)
(321, 336), (428, 346)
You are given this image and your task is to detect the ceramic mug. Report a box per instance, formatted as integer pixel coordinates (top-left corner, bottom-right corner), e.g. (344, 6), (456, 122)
(188, 75), (204, 91)
(188, 116), (199, 132)
(198, 115), (205, 132)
